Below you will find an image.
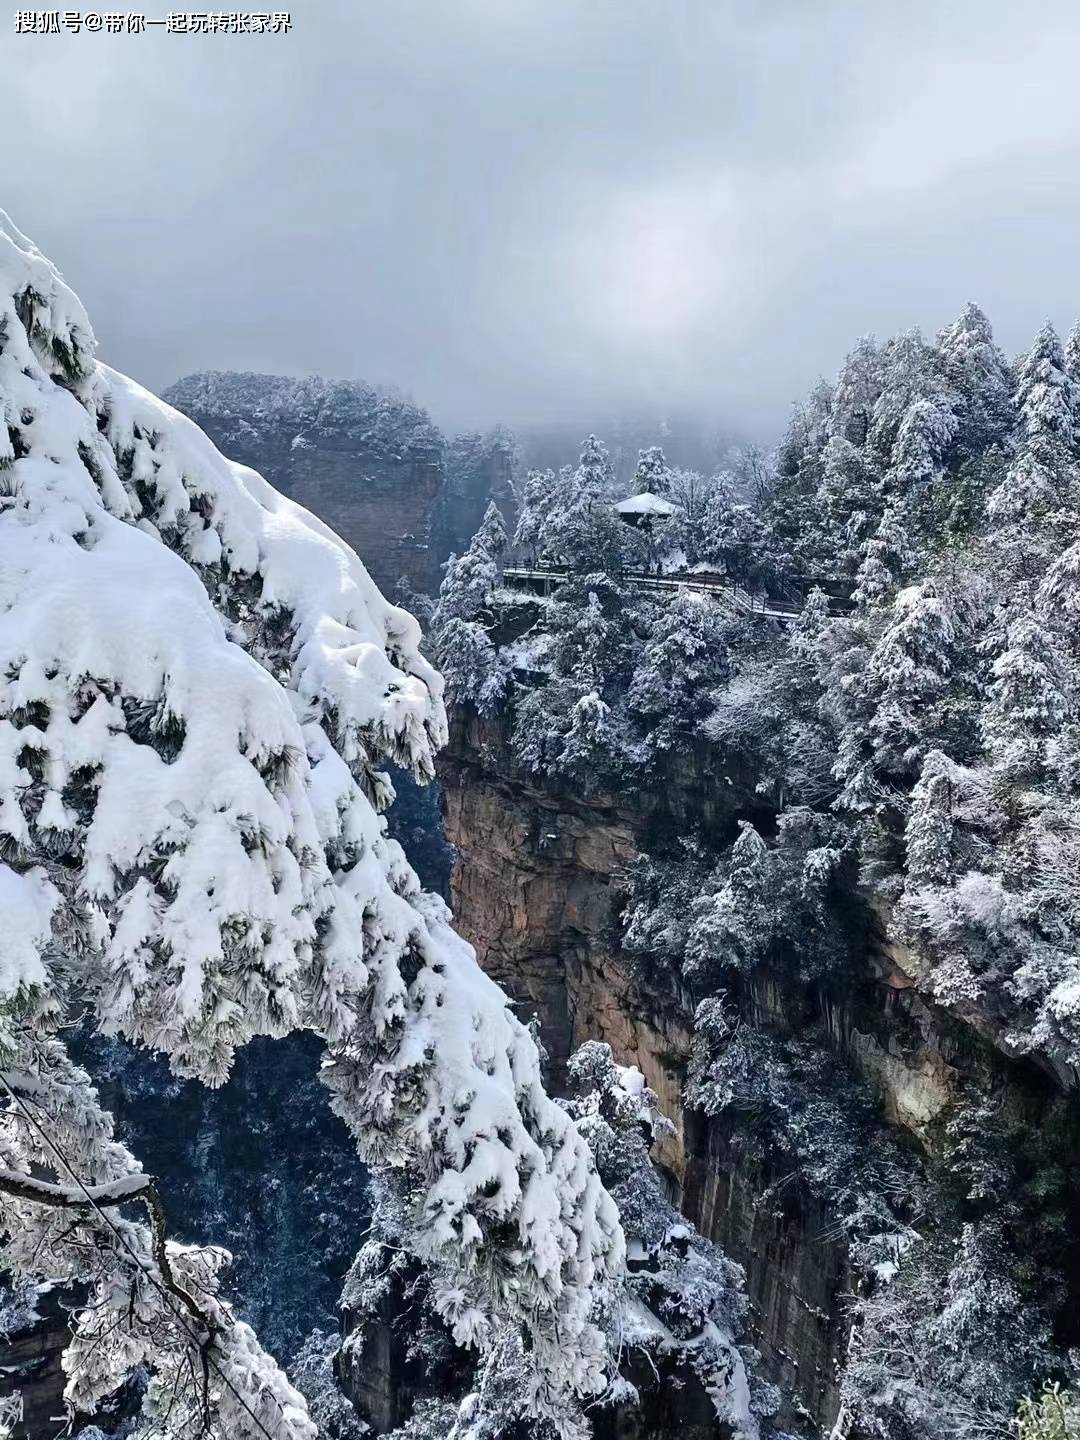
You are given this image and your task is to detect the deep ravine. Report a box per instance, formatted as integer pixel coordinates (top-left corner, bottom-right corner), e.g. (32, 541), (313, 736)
(437, 707), (1080, 1435)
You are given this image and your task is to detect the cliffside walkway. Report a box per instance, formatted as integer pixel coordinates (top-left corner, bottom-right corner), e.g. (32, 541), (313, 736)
(501, 566), (852, 621)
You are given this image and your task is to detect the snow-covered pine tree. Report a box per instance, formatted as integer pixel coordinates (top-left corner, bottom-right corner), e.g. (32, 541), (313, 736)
(554, 435), (626, 572)
(0, 215), (622, 1436)
(631, 445), (671, 496)
(515, 438), (626, 575)
(816, 435), (880, 571)
(988, 322), (1078, 585)
(905, 749), (960, 884)
(864, 578), (958, 788)
(560, 1042), (775, 1439)
(863, 329), (944, 474)
(337, 1042), (776, 1440)
(852, 503), (914, 608)
(664, 466), (728, 565)
(828, 335), (883, 448)
(551, 588), (614, 695)
(434, 498), (507, 622)
(627, 591), (738, 754)
(430, 501), (509, 714)
(512, 464), (563, 563)
(937, 302), (1014, 462)
(982, 614), (1071, 782)
(1065, 322), (1080, 384)
(1038, 534), (1080, 665)
(510, 572), (641, 784)
(430, 616), (507, 717)
(886, 393), (958, 522)
(685, 821), (772, 986)
(1064, 322), (1080, 455)
(765, 379), (833, 568)
(698, 478), (768, 586)
(829, 566), (987, 843)
(864, 338), (958, 565)
(556, 690), (616, 782)
(1014, 321), (1075, 446)
(789, 584), (831, 666)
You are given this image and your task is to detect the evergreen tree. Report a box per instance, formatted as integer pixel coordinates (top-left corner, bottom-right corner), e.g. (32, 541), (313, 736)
(632, 444), (672, 495)
(338, 1045), (777, 1440)
(905, 750), (959, 883)
(666, 466), (723, 564)
(853, 503), (914, 608)
(817, 435), (881, 571)
(549, 587), (621, 693)
(829, 335), (883, 447)
(1065, 321), (1080, 449)
(627, 591), (738, 753)
(1039, 536), (1080, 661)
(1065, 322), (1080, 385)
(431, 502), (509, 714)
(432, 617), (508, 716)
(698, 474), (769, 583)
(937, 302), (1014, 461)
(557, 690), (615, 779)
(685, 822), (772, 985)
(789, 584), (832, 663)
(988, 324), (1078, 584)
(982, 614), (1070, 781)
(512, 579), (639, 782)
(766, 379), (833, 568)
(865, 578), (958, 786)
(475, 494), (508, 554)
(540, 436), (627, 573)
(513, 464), (563, 562)
(1016, 321), (1074, 445)
(432, 499), (506, 627)
(887, 393), (958, 514)
(865, 329), (945, 473)
(560, 1042), (776, 1436)
(0, 216), (622, 1438)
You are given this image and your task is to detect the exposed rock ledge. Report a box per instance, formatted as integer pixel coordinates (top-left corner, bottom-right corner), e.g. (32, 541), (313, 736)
(439, 710), (1067, 1434)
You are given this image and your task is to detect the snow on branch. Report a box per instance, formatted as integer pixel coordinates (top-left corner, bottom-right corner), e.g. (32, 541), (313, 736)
(0, 1166), (150, 1206)
(0, 210), (622, 1432)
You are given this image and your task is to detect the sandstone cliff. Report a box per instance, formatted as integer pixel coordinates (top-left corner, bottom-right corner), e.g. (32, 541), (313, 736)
(164, 373), (515, 596)
(439, 710), (1076, 1435)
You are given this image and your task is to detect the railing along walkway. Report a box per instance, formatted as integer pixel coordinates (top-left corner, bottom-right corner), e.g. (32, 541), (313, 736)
(501, 566), (849, 621)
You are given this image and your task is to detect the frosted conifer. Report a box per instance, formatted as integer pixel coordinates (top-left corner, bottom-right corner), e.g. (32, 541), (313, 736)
(0, 214), (622, 1438)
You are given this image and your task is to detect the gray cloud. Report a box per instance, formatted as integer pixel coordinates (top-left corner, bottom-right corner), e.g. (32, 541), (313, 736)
(5, 0), (1080, 441)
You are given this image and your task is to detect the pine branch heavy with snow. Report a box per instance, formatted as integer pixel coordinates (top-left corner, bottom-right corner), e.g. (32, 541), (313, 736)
(0, 214), (623, 1436)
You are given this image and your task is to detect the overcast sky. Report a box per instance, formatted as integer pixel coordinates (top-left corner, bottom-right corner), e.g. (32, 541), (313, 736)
(5, 0), (1080, 441)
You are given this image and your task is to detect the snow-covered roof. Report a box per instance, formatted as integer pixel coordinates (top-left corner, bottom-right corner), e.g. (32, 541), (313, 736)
(614, 491), (678, 518)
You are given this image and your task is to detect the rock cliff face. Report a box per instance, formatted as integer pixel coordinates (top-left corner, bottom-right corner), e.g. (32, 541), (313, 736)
(432, 429), (517, 575)
(0, 1291), (70, 1440)
(164, 371), (444, 595)
(438, 710), (1073, 1435)
(164, 373), (515, 596)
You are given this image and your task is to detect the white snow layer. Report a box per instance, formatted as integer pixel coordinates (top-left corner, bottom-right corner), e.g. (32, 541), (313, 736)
(0, 212), (622, 1391)
(614, 493), (678, 518)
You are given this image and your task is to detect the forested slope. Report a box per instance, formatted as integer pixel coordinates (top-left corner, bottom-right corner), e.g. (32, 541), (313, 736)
(432, 304), (1080, 1439)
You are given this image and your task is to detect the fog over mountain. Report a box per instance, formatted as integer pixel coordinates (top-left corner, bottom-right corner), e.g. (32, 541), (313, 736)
(5, 1), (1080, 438)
